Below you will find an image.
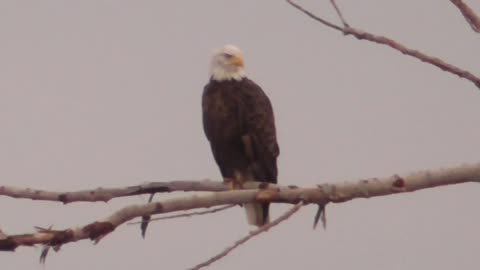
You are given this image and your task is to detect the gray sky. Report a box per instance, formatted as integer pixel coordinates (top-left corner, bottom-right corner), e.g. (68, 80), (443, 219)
(1, 1), (480, 269)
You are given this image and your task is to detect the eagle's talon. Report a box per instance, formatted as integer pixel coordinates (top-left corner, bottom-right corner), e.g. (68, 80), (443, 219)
(225, 178), (243, 190)
(227, 180), (236, 190)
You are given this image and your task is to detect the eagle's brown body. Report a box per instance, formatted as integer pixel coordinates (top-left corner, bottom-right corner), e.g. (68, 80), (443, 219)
(202, 77), (279, 226)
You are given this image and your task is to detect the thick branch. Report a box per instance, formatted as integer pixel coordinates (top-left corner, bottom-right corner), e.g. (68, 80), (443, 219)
(450, 0), (480, 33)
(0, 180), (235, 203)
(286, 0), (480, 89)
(0, 162), (479, 251)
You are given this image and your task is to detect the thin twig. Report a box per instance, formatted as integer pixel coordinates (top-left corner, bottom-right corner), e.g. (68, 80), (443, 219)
(286, 0), (480, 89)
(188, 201), (305, 270)
(140, 193), (156, 238)
(313, 204), (327, 230)
(450, 0), (480, 33)
(128, 205), (236, 225)
(330, 0), (349, 27)
(286, 0), (343, 31)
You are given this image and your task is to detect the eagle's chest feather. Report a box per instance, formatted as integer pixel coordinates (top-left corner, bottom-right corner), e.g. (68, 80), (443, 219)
(204, 87), (246, 141)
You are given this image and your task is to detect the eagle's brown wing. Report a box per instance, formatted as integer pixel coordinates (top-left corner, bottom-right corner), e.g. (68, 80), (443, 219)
(240, 78), (279, 184)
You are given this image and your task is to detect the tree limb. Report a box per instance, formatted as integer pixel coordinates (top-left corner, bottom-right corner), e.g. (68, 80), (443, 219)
(0, 162), (478, 251)
(450, 0), (480, 33)
(286, 0), (480, 89)
(0, 180), (236, 203)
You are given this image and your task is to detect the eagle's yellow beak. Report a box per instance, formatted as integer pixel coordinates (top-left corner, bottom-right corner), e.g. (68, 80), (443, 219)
(230, 55), (244, 68)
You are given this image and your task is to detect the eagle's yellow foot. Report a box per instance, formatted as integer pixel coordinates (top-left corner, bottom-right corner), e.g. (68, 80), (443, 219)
(225, 178), (243, 190)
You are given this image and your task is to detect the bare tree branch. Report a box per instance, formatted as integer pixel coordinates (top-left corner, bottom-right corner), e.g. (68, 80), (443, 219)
(450, 0), (480, 33)
(0, 180), (239, 203)
(188, 201), (305, 270)
(0, 180), (278, 204)
(286, 0), (480, 89)
(0, 162), (478, 251)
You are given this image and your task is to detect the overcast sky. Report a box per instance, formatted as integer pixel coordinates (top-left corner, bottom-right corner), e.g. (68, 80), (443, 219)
(1, 1), (480, 269)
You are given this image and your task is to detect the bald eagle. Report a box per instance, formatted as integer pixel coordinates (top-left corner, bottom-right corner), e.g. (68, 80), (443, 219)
(202, 45), (279, 226)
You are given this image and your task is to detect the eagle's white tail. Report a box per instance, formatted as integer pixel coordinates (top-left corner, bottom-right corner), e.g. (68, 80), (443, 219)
(244, 203), (269, 227)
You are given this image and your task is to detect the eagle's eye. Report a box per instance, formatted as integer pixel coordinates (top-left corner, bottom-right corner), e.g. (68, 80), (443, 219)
(223, 53), (233, 58)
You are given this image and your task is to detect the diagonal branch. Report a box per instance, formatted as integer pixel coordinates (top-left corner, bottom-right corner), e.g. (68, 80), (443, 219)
(286, 0), (480, 89)
(450, 0), (480, 33)
(188, 201), (305, 270)
(0, 162), (479, 251)
(340, 28), (480, 88)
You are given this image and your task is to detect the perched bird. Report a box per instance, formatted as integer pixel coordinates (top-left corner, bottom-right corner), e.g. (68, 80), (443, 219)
(202, 45), (279, 226)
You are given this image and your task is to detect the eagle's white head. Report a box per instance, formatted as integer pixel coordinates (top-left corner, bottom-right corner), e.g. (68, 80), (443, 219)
(210, 45), (246, 81)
